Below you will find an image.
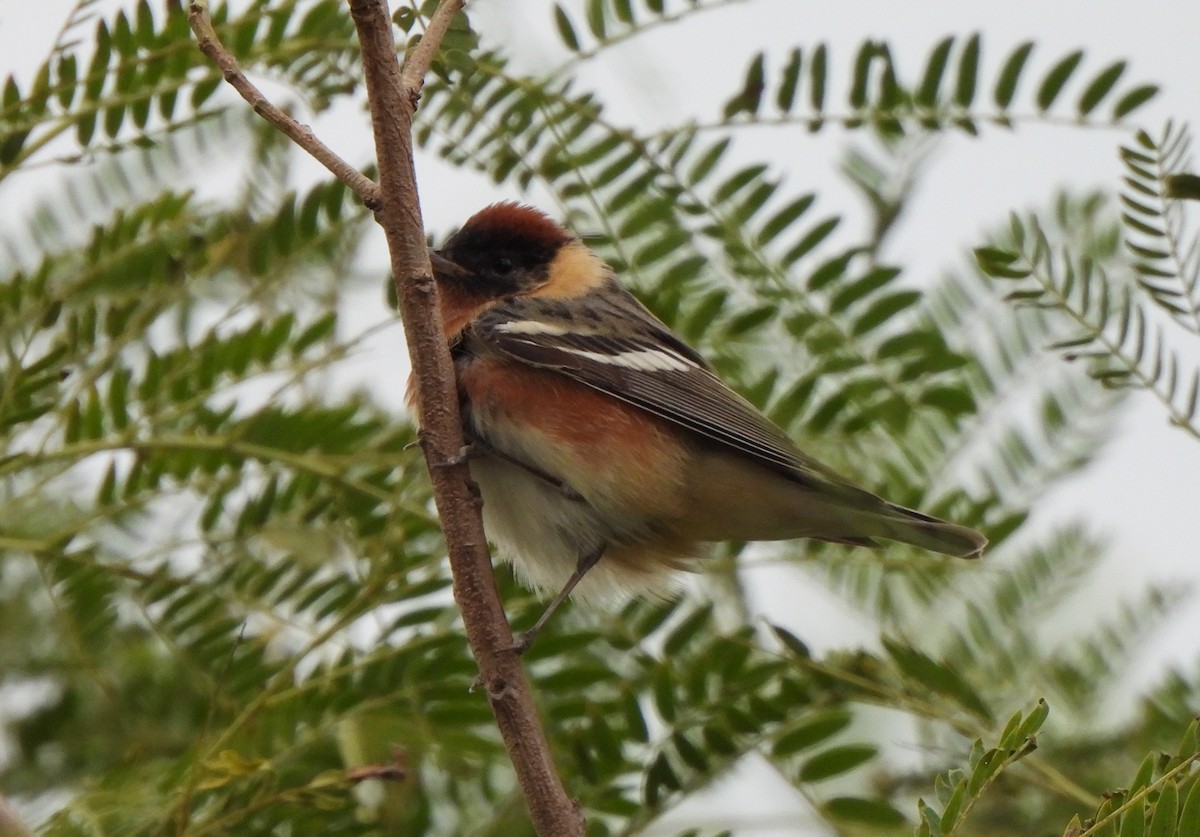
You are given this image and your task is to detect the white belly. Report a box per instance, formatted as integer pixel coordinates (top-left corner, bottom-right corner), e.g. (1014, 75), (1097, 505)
(469, 453), (681, 605)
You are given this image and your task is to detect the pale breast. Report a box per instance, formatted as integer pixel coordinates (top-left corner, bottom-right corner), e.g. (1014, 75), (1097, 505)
(457, 355), (698, 603)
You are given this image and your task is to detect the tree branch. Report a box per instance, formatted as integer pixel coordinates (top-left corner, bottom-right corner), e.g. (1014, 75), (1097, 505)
(399, 0), (462, 100)
(190, 0), (583, 828)
(186, 1), (381, 210)
(347, 2), (584, 834)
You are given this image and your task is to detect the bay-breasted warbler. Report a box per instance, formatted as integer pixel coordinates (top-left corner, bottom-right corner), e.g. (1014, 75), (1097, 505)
(414, 203), (985, 648)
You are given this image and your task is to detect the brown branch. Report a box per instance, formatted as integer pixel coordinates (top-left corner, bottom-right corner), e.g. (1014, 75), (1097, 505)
(398, 0), (460, 100)
(189, 0), (582, 829)
(345, 2), (585, 835)
(186, 1), (381, 210)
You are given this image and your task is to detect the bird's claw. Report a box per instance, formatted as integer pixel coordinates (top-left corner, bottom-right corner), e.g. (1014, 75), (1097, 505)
(509, 631), (535, 656)
(431, 443), (474, 470)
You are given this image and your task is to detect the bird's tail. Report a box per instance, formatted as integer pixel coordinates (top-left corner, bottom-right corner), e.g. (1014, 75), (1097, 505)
(867, 502), (987, 558)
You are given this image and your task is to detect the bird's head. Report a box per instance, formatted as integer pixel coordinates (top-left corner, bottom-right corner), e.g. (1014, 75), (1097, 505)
(430, 203), (605, 301)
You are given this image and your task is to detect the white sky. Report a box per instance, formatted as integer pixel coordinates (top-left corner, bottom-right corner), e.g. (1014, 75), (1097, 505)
(3, 2), (1200, 834)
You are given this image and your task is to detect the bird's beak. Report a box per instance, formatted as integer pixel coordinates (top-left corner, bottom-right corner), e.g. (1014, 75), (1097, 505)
(428, 249), (471, 281)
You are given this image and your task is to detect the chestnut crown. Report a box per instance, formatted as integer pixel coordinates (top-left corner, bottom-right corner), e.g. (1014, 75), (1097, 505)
(434, 203), (574, 295)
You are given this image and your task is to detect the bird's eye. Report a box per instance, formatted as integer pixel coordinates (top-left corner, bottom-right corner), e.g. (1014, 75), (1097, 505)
(493, 256), (515, 275)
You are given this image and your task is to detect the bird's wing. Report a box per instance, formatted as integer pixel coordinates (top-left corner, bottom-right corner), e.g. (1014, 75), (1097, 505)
(467, 283), (866, 498)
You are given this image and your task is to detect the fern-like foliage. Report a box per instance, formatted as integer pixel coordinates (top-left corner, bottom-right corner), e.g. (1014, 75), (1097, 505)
(1, 0), (362, 177)
(713, 35), (1159, 135)
(915, 700), (1048, 837)
(976, 128), (1200, 440)
(1060, 719), (1200, 837)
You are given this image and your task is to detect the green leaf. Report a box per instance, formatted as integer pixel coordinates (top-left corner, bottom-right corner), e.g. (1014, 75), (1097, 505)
(662, 605), (712, 655)
(672, 732), (708, 772)
(723, 305), (775, 336)
(585, 0), (607, 39)
(1036, 50), (1084, 110)
(61, 397), (81, 444)
(613, 692), (647, 747)
(921, 384), (976, 417)
(917, 36), (953, 107)
(849, 41), (875, 109)
(83, 387), (105, 439)
(1147, 780), (1179, 837)
(1077, 60), (1126, 116)
(809, 43), (827, 117)
(883, 639), (991, 719)
(1119, 795), (1147, 837)
(1179, 779), (1200, 837)
(0, 130), (26, 167)
(824, 796), (907, 827)
(783, 217), (839, 264)
(702, 724), (737, 757)
(939, 778), (969, 830)
(965, 748), (1005, 796)
(103, 104), (125, 138)
(644, 753), (681, 806)
(135, 0), (155, 42)
(56, 54), (78, 109)
(688, 138), (730, 184)
(112, 10), (135, 55)
(975, 246), (1030, 278)
(1092, 796), (1124, 837)
(652, 666), (677, 723)
(954, 33), (980, 108)
(85, 20), (112, 103)
(806, 251), (855, 291)
(714, 164), (768, 203)
(757, 194), (814, 245)
(1012, 698), (1049, 742)
(633, 226), (687, 266)
(776, 47), (802, 113)
(724, 52), (765, 119)
(799, 745), (876, 782)
(772, 709), (852, 757)
(553, 4), (580, 51)
(994, 42), (1034, 109)
(1178, 719), (1199, 761)
(770, 624), (812, 659)
(108, 368), (131, 430)
(829, 266), (899, 313)
(851, 290), (920, 335)
(919, 799), (943, 837)
(1113, 84), (1159, 119)
(293, 313), (337, 354)
(191, 74), (220, 109)
(1130, 753), (1156, 792)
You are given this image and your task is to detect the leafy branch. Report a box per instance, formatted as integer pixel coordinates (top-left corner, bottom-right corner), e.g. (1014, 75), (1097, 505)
(1063, 718), (1200, 837)
(917, 701), (1048, 837)
(1118, 122), (1200, 334)
(976, 214), (1200, 440)
(712, 35), (1156, 135)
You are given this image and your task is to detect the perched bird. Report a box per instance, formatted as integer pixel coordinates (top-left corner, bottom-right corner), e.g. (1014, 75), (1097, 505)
(417, 202), (985, 649)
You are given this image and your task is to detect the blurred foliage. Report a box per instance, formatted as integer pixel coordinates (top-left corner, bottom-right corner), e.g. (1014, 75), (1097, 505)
(1, 0), (1197, 835)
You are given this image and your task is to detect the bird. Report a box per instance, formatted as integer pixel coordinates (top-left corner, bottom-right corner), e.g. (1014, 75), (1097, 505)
(414, 202), (986, 650)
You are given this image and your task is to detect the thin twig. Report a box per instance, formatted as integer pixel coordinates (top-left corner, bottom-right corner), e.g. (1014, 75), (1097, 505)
(345, 1), (585, 834)
(399, 0), (460, 102)
(186, 0), (381, 209)
(189, 0), (583, 829)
